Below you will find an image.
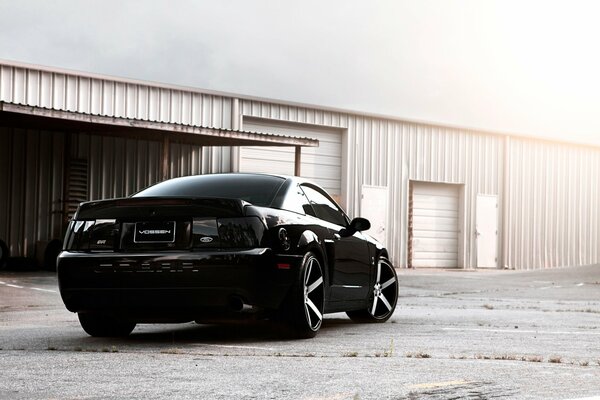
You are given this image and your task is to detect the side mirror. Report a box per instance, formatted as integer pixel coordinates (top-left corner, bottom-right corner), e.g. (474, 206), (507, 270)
(339, 217), (371, 237)
(350, 217), (371, 232)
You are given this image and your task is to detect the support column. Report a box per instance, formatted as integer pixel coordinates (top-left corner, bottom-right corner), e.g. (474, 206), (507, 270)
(294, 146), (301, 176)
(230, 98), (241, 172)
(162, 135), (170, 181)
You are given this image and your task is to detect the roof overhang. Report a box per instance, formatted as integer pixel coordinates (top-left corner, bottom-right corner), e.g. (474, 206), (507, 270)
(0, 102), (319, 148)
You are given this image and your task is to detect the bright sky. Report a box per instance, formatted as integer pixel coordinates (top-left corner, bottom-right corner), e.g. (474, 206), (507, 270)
(1, 0), (599, 145)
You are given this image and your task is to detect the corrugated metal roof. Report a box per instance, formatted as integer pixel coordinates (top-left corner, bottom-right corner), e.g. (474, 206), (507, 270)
(0, 102), (319, 147)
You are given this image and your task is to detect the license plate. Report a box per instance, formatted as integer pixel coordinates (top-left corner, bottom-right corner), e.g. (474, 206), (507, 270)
(134, 221), (176, 243)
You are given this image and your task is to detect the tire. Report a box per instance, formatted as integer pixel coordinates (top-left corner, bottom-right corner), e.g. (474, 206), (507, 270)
(77, 313), (136, 337)
(43, 239), (62, 271)
(285, 252), (325, 338)
(347, 257), (398, 323)
(0, 239), (8, 269)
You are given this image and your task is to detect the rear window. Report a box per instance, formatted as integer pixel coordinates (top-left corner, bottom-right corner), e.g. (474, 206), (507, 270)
(134, 174), (285, 207)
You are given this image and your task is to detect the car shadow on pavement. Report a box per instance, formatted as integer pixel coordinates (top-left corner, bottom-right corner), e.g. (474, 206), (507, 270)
(116, 317), (358, 344)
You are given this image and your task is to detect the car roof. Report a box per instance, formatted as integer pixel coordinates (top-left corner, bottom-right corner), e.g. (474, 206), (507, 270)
(177, 172), (318, 187)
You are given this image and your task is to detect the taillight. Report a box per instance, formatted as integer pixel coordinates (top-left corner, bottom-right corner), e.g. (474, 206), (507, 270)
(192, 217), (265, 249)
(218, 217), (265, 248)
(64, 219), (118, 251)
(192, 218), (219, 248)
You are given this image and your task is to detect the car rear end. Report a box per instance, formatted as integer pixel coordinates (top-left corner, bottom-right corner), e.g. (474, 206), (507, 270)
(57, 197), (293, 322)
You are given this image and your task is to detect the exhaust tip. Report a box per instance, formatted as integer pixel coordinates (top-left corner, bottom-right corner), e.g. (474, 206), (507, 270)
(228, 296), (245, 312)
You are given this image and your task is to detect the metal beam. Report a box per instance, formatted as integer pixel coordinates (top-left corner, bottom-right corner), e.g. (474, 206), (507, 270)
(294, 146), (301, 176)
(162, 135), (170, 181)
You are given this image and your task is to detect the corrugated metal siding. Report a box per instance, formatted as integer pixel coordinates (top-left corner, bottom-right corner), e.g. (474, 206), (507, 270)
(346, 121), (504, 268)
(70, 134), (163, 200)
(237, 98), (600, 270)
(238, 100), (506, 268)
(0, 127), (64, 258)
(0, 64), (233, 129)
(2, 61), (600, 269)
(169, 144), (230, 178)
(504, 138), (600, 269)
(70, 134), (225, 200)
(0, 128), (222, 258)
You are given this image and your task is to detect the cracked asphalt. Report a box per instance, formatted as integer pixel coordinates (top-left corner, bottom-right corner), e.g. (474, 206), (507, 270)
(0, 265), (599, 399)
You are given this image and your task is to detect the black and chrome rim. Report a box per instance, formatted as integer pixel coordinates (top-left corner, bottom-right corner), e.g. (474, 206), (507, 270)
(369, 258), (397, 319)
(303, 256), (324, 331)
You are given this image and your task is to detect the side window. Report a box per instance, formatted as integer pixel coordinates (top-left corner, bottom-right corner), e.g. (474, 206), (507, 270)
(280, 185), (315, 216)
(300, 185), (347, 227)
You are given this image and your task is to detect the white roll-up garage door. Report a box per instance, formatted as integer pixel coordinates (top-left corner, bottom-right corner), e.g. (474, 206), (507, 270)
(240, 119), (342, 195)
(411, 182), (460, 268)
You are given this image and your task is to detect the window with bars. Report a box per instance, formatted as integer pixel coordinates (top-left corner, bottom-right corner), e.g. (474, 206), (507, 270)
(66, 159), (89, 219)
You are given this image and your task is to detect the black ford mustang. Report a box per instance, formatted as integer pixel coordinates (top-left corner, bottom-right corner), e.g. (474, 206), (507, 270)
(57, 173), (398, 338)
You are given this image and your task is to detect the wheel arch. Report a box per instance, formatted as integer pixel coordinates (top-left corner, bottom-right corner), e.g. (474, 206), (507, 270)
(296, 230), (330, 287)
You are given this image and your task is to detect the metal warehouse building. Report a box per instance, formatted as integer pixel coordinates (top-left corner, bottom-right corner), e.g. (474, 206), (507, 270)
(1, 60), (599, 270)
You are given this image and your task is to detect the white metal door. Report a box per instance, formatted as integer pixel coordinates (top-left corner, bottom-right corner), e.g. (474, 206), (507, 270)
(411, 182), (460, 268)
(360, 185), (388, 245)
(476, 194), (498, 268)
(240, 119), (342, 196)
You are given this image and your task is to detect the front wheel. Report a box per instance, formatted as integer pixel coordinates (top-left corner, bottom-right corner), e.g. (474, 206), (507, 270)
(285, 252), (325, 338)
(347, 257), (398, 323)
(77, 313), (136, 337)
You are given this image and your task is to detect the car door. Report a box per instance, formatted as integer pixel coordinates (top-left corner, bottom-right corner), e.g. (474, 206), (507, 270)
(300, 184), (371, 301)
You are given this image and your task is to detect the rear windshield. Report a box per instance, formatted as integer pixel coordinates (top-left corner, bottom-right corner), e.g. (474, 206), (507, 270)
(133, 174), (285, 207)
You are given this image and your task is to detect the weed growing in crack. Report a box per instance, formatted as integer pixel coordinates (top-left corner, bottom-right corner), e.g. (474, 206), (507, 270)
(383, 338), (394, 357)
(406, 352), (431, 359)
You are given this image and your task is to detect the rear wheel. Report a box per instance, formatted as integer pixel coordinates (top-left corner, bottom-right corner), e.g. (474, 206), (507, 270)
(347, 257), (398, 323)
(286, 252), (325, 338)
(77, 313), (136, 337)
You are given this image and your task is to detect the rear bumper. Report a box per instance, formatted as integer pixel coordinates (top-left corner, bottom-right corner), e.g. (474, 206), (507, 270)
(57, 249), (300, 319)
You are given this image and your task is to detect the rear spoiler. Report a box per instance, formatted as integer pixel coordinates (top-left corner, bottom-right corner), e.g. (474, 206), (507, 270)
(74, 197), (251, 220)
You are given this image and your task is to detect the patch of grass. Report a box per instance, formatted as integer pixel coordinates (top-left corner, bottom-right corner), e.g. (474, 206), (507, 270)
(548, 356), (562, 364)
(383, 338), (394, 357)
(101, 346), (119, 353)
(160, 348), (184, 355)
(580, 361), (589, 367)
(483, 304), (494, 310)
(526, 355), (543, 363)
(406, 352), (431, 359)
(493, 354), (517, 361)
(343, 351), (359, 357)
(473, 353), (545, 363)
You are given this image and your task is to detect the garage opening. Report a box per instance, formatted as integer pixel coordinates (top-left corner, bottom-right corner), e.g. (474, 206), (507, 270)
(409, 181), (462, 268)
(240, 117), (343, 197)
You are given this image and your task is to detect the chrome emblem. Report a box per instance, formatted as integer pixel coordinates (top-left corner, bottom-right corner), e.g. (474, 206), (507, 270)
(199, 236), (214, 243)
